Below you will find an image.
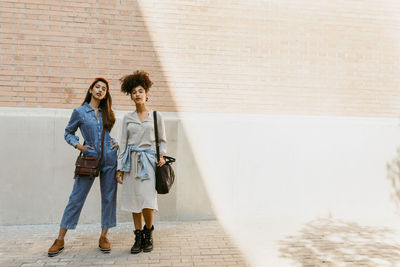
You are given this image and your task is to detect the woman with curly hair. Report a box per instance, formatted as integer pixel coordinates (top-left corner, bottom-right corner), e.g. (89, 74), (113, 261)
(48, 78), (118, 256)
(116, 70), (167, 253)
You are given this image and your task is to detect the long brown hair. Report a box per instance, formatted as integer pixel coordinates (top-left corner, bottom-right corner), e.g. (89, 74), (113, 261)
(82, 77), (116, 131)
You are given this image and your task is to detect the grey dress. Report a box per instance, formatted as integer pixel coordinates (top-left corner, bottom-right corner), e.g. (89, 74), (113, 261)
(117, 110), (167, 213)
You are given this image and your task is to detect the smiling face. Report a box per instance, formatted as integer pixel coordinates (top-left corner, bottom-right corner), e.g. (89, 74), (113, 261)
(130, 85), (148, 105)
(90, 81), (107, 101)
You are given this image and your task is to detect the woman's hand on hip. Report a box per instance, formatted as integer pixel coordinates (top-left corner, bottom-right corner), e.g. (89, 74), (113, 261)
(111, 142), (119, 150)
(116, 170), (124, 184)
(76, 144), (94, 153)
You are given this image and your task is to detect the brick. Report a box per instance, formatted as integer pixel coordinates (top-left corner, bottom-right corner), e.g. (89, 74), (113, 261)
(0, 0), (399, 116)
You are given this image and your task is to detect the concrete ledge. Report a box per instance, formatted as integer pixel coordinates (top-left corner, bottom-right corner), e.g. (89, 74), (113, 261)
(0, 107), (214, 225)
(1, 107), (400, 226)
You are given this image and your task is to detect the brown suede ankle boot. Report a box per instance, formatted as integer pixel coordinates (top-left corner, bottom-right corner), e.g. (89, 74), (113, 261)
(99, 236), (111, 253)
(48, 239), (64, 257)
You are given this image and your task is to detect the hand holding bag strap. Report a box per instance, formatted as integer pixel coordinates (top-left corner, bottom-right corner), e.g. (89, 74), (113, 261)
(153, 110), (160, 162)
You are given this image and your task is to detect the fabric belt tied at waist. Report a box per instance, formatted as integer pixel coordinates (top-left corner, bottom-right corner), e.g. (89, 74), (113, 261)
(120, 145), (156, 180)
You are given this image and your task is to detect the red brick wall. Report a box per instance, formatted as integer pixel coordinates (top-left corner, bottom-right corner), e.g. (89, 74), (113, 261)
(0, 0), (174, 110)
(1, 0), (400, 116)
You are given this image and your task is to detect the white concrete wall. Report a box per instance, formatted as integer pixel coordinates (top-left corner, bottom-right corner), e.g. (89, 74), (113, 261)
(179, 113), (400, 226)
(1, 107), (400, 226)
(0, 108), (215, 225)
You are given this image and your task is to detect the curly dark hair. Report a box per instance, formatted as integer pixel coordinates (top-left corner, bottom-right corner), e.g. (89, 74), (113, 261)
(120, 70), (153, 95)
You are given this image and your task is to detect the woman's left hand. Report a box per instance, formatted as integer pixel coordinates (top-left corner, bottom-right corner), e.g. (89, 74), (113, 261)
(111, 142), (119, 150)
(157, 156), (166, 167)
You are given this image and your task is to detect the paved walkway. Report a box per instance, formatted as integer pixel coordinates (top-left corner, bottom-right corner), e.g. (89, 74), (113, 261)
(0, 221), (249, 267)
(3, 218), (400, 266)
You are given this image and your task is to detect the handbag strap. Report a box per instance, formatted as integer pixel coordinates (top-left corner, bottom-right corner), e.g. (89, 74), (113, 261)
(153, 110), (160, 162)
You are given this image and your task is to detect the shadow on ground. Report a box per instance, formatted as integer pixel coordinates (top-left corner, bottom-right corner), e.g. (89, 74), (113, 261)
(387, 147), (400, 210)
(278, 218), (400, 266)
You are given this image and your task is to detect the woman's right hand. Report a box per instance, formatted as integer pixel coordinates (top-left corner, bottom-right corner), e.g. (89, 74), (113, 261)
(76, 144), (94, 153)
(116, 170), (124, 184)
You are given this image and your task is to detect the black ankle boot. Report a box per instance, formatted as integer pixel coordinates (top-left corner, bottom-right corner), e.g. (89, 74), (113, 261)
(142, 225), (154, 252)
(130, 229), (143, 254)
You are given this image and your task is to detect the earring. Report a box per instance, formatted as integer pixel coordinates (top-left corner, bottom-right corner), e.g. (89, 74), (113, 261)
(146, 97), (149, 102)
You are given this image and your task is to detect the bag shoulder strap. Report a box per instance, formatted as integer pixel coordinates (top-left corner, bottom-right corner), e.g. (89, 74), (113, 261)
(153, 110), (160, 162)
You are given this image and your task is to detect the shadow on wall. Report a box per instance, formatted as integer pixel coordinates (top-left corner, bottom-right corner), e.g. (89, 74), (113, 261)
(387, 147), (400, 210)
(116, 1), (216, 221)
(278, 218), (400, 266)
(112, 0), (176, 111)
(0, 0), (216, 225)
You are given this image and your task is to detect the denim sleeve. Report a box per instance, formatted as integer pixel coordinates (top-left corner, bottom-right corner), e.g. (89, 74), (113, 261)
(64, 108), (81, 148)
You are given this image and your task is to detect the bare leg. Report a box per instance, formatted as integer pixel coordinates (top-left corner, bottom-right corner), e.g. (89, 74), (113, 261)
(101, 228), (108, 237)
(57, 228), (68, 240)
(142, 208), (154, 229)
(132, 212), (143, 230)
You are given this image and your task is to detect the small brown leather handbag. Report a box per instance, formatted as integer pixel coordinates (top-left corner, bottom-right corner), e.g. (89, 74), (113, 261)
(74, 128), (105, 179)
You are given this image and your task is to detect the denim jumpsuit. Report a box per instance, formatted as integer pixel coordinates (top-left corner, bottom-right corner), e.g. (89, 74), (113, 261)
(60, 102), (117, 230)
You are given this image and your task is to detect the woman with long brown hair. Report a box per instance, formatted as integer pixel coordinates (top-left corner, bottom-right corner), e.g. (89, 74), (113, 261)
(48, 78), (118, 256)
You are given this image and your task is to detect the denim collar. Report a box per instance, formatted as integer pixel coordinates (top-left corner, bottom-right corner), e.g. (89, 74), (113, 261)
(83, 102), (101, 113)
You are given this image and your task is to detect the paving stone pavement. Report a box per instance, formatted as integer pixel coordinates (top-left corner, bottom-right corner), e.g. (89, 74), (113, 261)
(3, 218), (400, 267)
(0, 221), (250, 267)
